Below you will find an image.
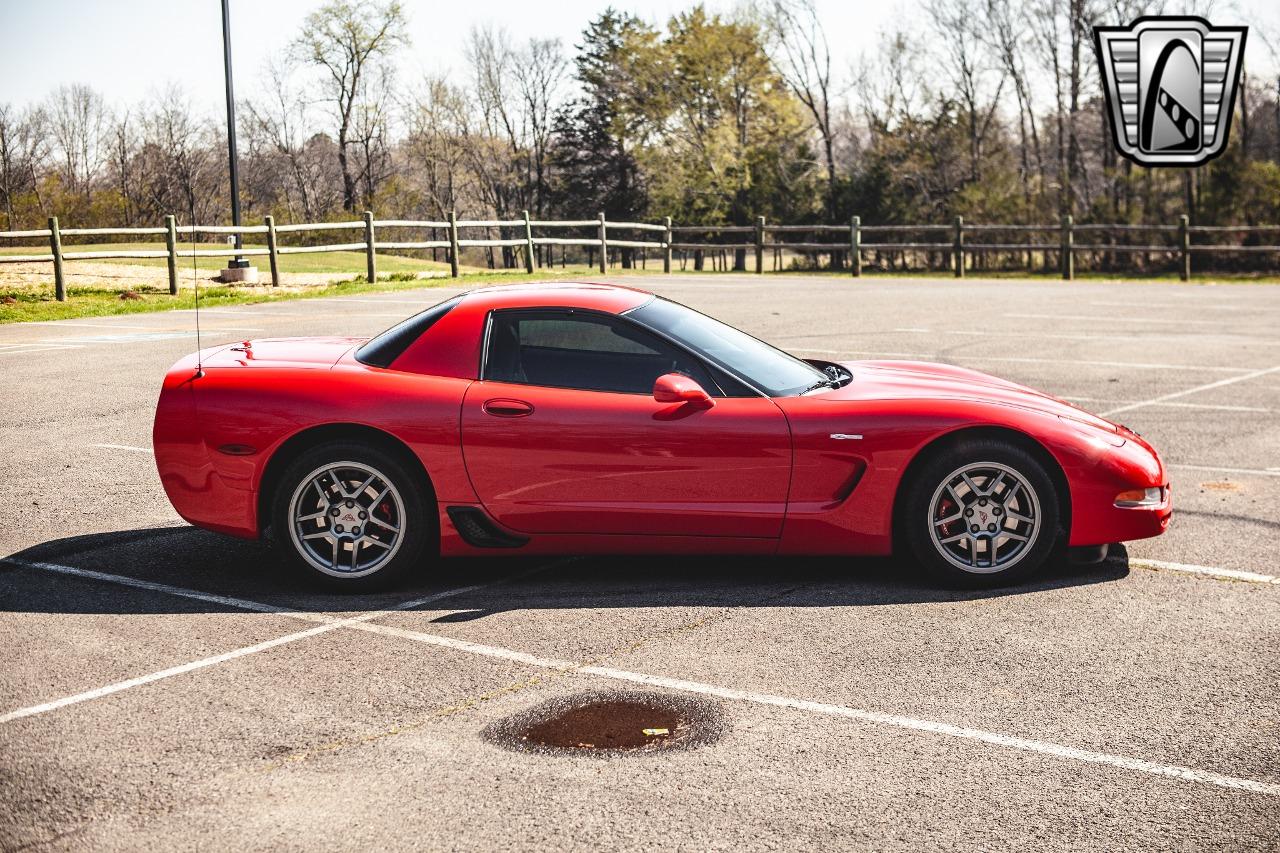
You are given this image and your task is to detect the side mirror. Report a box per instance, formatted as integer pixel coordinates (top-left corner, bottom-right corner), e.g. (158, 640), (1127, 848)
(653, 373), (713, 406)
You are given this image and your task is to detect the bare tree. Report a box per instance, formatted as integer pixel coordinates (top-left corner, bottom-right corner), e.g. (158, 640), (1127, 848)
(766, 0), (839, 217)
(404, 75), (471, 218)
(47, 84), (107, 200)
(515, 37), (567, 216)
(140, 86), (219, 223)
(0, 104), (48, 230)
(294, 0), (408, 212)
(245, 59), (338, 221)
(0, 104), (19, 231)
(1031, 0), (1070, 214)
(467, 24), (526, 221)
(108, 108), (140, 226)
(926, 0), (1007, 184)
(984, 0), (1042, 213)
(853, 29), (929, 135)
(350, 65), (396, 210)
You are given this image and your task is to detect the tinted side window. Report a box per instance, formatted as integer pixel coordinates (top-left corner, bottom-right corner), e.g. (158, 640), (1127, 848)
(485, 310), (715, 395)
(355, 295), (462, 368)
(516, 318), (658, 355)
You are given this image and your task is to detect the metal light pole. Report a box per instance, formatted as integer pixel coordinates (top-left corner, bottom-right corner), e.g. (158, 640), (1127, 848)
(221, 0), (248, 270)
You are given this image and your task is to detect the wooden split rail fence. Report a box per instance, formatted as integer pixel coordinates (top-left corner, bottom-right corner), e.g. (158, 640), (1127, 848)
(2, 211), (1277, 301)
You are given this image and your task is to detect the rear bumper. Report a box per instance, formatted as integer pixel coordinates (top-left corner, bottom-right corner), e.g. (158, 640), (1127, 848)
(153, 360), (259, 539)
(156, 460), (259, 539)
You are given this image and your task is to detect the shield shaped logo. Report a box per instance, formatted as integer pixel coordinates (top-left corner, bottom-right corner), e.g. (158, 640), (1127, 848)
(1094, 17), (1247, 167)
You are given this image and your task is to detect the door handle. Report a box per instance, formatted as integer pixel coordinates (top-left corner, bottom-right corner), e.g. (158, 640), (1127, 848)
(482, 398), (535, 418)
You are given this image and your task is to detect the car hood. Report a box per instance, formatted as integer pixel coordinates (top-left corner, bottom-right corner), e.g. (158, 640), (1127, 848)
(197, 336), (364, 369)
(818, 360), (1124, 434)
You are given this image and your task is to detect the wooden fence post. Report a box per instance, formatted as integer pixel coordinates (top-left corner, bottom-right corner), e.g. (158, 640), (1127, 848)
(597, 211), (608, 274)
(953, 215), (965, 278)
(448, 210), (460, 278)
(48, 216), (65, 301)
(522, 210), (535, 274)
(850, 215), (861, 277)
(1179, 214), (1191, 281)
(363, 210), (376, 283)
(1061, 214), (1074, 280)
(755, 216), (765, 273)
(663, 216), (672, 274)
(264, 215), (280, 287)
(164, 215), (179, 295)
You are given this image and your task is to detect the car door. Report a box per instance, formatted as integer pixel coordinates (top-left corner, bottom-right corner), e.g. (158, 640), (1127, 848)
(460, 308), (792, 538)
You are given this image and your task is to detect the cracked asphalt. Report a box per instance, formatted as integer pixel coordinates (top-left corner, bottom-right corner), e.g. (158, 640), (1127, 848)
(2, 274), (1278, 851)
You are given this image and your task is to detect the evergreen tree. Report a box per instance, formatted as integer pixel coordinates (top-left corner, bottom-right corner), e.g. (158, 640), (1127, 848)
(549, 10), (651, 221)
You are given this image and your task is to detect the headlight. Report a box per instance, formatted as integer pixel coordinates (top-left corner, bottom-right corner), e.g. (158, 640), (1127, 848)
(1114, 486), (1165, 508)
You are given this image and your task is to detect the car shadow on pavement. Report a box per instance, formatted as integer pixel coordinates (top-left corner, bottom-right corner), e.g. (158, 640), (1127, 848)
(1, 524), (1131, 617)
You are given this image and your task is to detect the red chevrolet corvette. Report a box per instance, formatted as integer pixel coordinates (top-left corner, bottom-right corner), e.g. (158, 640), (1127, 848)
(153, 282), (1170, 590)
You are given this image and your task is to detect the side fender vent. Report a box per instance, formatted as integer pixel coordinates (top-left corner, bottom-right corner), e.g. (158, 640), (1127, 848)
(446, 506), (530, 549)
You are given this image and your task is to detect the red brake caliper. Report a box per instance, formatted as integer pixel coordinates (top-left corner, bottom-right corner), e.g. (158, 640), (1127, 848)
(938, 497), (956, 536)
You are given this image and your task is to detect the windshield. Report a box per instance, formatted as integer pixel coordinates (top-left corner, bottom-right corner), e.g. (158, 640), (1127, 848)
(629, 297), (827, 397)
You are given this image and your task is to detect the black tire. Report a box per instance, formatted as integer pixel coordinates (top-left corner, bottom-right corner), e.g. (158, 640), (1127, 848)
(270, 440), (433, 592)
(901, 438), (1061, 588)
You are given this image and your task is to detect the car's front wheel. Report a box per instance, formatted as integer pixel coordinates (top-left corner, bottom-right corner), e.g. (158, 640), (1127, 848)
(902, 439), (1060, 587)
(272, 441), (431, 591)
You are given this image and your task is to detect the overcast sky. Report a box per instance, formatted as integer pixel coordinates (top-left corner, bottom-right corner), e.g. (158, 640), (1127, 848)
(1, 0), (1277, 114)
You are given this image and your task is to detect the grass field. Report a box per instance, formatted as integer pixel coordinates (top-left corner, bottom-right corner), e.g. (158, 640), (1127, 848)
(0, 241), (455, 276)
(0, 270), (623, 324)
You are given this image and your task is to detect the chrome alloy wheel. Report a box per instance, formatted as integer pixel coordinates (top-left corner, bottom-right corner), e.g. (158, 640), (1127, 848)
(287, 460), (406, 578)
(927, 461), (1042, 574)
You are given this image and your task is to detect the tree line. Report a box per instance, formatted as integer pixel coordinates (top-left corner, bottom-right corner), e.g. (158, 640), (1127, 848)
(2, 0), (1279, 246)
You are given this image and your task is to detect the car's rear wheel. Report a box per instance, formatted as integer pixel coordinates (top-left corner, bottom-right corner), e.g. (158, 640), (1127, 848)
(272, 441), (431, 591)
(902, 439), (1060, 588)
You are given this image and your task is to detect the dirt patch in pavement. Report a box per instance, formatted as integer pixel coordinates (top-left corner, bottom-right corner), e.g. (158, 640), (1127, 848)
(1199, 481), (1243, 492)
(484, 690), (726, 755)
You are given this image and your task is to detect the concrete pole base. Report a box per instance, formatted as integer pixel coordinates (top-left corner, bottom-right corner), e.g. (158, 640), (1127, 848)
(218, 266), (260, 284)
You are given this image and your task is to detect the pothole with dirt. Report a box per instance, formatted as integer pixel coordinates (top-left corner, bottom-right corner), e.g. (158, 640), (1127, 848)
(483, 690), (726, 755)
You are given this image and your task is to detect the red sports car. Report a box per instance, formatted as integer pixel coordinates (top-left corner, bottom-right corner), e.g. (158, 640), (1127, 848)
(153, 282), (1170, 590)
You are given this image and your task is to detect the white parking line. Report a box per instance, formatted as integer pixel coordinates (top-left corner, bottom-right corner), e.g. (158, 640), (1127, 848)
(6, 559), (300, 615)
(89, 444), (153, 454)
(890, 328), (1279, 345)
(790, 348), (1251, 374)
(1169, 463), (1280, 479)
(173, 309), (304, 318)
(249, 595), (1280, 798)
(1100, 365), (1280, 417)
(5, 557), (1278, 797)
(1005, 312), (1224, 325)
(1088, 300), (1251, 312)
(1063, 396), (1274, 414)
(577, 668), (1280, 797)
(42, 333), (196, 344)
(0, 344), (86, 356)
(1130, 558), (1280, 585)
(0, 620), (343, 724)
(329, 297), (458, 305)
(0, 561), (538, 723)
(27, 321), (168, 330)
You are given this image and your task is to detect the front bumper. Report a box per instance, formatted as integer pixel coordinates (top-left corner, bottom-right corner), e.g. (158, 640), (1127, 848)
(1067, 434), (1172, 546)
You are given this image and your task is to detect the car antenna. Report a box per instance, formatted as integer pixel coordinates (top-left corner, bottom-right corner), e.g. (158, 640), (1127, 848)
(189, 203), (204, 378)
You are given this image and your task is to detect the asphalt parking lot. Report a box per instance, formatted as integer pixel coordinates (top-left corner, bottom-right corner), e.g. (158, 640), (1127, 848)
(2, 273), (1278, 851)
